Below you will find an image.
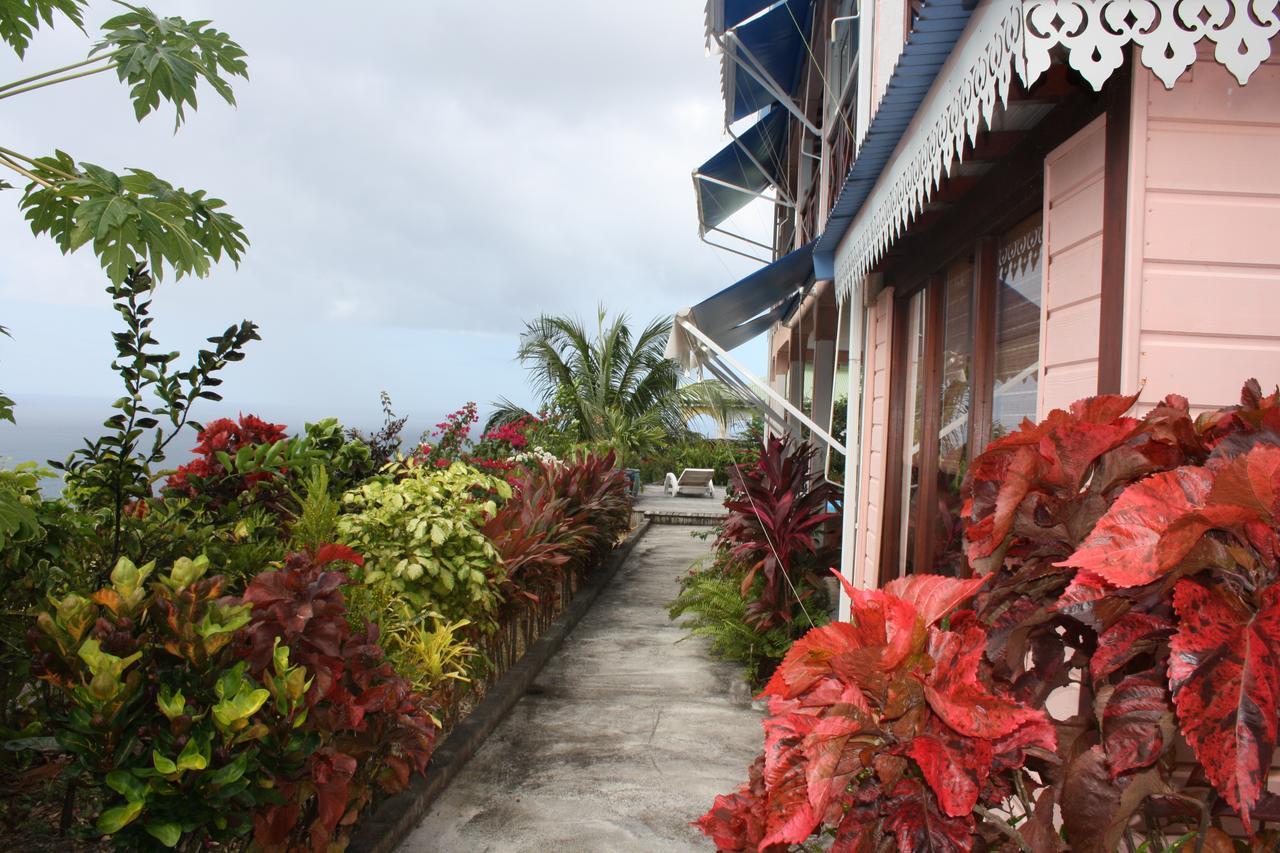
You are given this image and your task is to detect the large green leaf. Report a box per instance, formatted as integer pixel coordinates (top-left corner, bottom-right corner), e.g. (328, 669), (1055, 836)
(93, 3), (247, 129)
(0, 0), (86, 58)
(95, 798), (143, 835)
(19, 153), (246, 283)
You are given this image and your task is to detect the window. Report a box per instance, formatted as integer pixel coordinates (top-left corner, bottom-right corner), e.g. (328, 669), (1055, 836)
(885, 218), (1046, 580)
(993, 215), (1044, 439)
(897, 291), (926, 577)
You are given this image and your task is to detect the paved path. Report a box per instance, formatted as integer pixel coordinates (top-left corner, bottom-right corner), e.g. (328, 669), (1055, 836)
(634, 483), (729, 519)
(398, 524), (763, 853)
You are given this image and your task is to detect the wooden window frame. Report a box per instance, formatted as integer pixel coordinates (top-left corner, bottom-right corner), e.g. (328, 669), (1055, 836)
(873, 92), (1106, 585)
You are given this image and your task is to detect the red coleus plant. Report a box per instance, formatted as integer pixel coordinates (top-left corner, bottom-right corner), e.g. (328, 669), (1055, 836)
(703, 380), (1280, 851)
(239, 546), (437, 852)
(719, 436), (839, 631)
(697, 574), (1055, 851)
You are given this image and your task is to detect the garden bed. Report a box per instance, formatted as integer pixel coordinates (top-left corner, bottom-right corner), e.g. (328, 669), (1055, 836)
(348, 519), (650, 853)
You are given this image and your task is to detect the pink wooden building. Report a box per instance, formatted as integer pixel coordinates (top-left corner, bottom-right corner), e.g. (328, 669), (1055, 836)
(668, 0), (1280, 601)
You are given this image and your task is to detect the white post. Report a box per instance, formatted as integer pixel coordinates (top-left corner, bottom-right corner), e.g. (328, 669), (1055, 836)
(838, 293), (867, 619)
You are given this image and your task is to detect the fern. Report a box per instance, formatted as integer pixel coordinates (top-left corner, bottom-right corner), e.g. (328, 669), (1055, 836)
(669, 570), (794, 684)
(288, 466), (338, 553)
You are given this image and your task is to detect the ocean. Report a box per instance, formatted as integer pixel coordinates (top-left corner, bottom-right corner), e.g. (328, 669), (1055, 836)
(0, 394), (478, 497)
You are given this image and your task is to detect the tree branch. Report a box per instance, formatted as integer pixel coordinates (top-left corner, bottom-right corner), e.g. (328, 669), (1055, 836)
(0, 145), (78, 181)
(974, 804), (1032, 853)
(0, 64), (116, 101)
(0, 154), (58, 191)
(0, 51), (120, 95)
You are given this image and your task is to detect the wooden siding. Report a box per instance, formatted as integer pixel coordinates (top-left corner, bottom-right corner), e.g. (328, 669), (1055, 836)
(1124, 61), (1280, 408)
(1040, 117), (1107, 416)
(852, 287), (894, 589)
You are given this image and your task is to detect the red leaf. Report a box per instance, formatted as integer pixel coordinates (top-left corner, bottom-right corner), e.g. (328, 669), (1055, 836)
(767, 675), (873, 721)
(964, 444), (1041, 561)
(1061, 746), (1168, 852)
(763, 591), (918, 700)
(883, 574), (989, 628)
(1069, 391), (1141, 425)
(1060, 466), (1223, 587)
(760, 714), (821, 846)
(309, 748), (357, 849)
(831, 801), (881, 853)
(1092, 612), (1174, 683)
(1040, 414), (1140, 490)
(696, 755), (774, 852)
(923, 624), (1042, 739)
(803, 715), (872, 823)
(763, 623), (865, 700)
(908, 730), (992, 818)
(882, 779), (974, 852)
(1169, 580), (1280, 831)
(988, 716), (1058, 774)
(695, 792), (767, 852)
(1207, 445), (1280, 520)
(313, 543), (364, 567)
(1102, 671), (1172, 778)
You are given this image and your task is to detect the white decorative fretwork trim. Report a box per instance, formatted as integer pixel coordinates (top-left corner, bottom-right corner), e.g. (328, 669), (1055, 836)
(998, 222), (1044, 280)
(832, 0), (1279, 304)
(1024, 0), (1280, 91)
(835, 0), (1026, 302)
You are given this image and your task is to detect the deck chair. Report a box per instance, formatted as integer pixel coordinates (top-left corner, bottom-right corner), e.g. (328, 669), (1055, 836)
(663, 468), (716, 498)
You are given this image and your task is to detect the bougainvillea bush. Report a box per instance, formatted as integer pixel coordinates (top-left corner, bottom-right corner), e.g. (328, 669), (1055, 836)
(699, 380), (1280, 851)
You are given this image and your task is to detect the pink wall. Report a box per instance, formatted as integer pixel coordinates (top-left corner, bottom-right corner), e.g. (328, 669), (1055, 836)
(851, 286), (894, 589)
(1039, 116), (1106, 416)
(1122, 58), (1280, 411)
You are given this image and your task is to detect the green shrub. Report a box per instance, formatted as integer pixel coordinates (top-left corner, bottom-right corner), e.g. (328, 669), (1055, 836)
(337, 460), (509, 627)
(0, 464), (96, 740)
(669, 566), (795, 685)
(28, 555), (309, 849)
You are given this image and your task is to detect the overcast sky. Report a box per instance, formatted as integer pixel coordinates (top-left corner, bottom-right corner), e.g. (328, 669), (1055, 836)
(0, 1), (773, 462)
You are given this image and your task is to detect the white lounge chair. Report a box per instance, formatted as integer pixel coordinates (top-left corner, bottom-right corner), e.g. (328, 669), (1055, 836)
(663, 468), (716, 498)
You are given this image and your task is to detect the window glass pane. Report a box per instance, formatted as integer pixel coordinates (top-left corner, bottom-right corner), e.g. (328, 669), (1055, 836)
(993, 215), (1044, 440)
(932, 259), (973, 573)
(898, 291), (926, 577)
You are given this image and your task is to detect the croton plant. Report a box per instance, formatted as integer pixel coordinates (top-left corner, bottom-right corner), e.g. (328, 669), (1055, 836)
(699, 380), (1280, 851)
(29, 545), (436, 852)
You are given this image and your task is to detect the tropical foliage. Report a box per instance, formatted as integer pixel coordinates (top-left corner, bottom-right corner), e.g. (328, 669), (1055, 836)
(719, 436), (839, 631)
(671, 436), (837, 686)
(488, 307), (751, 464)
(1, 1), (248, 287)
(338, 460), (510, 627)
(698, 379), (1280, 852)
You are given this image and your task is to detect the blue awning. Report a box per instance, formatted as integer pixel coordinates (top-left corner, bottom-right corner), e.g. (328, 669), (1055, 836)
(705, 0), (778, 38)
(812, 0), (974, 280)
(694, 108), (790, 233)
(721, 0), (813, 124)
(668, 241), (815, 369)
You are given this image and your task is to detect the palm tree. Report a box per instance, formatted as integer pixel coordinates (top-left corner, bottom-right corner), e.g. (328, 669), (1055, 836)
(489, 307), (751, 457)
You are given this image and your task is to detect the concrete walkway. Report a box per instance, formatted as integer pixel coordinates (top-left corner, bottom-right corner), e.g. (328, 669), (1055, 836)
(398, 524), (763, 853)
(633, 483), (729, 519)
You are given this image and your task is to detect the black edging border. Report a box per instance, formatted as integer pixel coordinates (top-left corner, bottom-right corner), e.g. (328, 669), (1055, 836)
(347, 519), (653, 853)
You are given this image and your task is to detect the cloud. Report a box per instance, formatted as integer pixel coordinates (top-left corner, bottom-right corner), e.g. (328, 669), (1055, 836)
(0, 0), (773, 441)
